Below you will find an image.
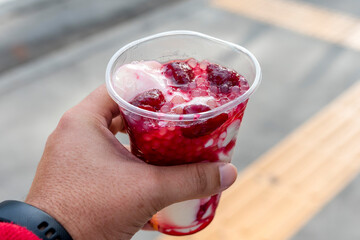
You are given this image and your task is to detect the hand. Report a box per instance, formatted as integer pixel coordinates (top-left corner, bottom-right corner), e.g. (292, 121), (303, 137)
(25, 85), (237, 240)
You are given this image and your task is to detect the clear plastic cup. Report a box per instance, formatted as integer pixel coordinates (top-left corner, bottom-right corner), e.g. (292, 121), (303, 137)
(105, 30), (261, 236)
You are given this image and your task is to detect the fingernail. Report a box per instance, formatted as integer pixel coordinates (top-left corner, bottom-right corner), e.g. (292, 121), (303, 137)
(219, 164), (237, 191)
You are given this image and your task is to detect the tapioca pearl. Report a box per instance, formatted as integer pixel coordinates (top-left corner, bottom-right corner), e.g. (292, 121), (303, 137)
(219, 84), (230, 94)
(195, 77), (206, 86)
(197, 85), (207, 92)
(209, 85), (218, 94)
(199, 60), (209, 70)
(160, 104), (172, 113)
(193, 67), (203, 76)
(158, 128), (168, 136)
(141, 122), (154, 131)
(202, 90), (209, 96)
(143, 134), (153, 141)
(219, 99), (228, 105)
(206, 99), (218, 109)
(165, 129), (177, 138)
(240, 82), (249, 90)
(167, 125), (176, 131)
(240, 76), (248, 86)
(204, 139), (214, 148)
(164, 133), (175, 140)
(170, 95), (186, 105)
(187, 58), (198, 68)
(190, 89), (202, 97)
(231, 86), (241, 94)
(228, 93), (237, 100)
(173, 106), (183, 114)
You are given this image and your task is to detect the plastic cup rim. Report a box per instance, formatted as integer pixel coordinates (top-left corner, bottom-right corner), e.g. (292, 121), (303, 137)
(105, 30), (262, 121)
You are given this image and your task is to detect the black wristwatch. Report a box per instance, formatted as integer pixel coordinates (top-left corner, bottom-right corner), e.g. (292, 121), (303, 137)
(0, 200), (73, 240)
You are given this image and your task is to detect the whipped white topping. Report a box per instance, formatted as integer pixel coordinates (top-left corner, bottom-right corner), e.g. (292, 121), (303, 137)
(176, 96), (215, 108)
(112, 61), (167, 101)
(113, 61), (217, 110)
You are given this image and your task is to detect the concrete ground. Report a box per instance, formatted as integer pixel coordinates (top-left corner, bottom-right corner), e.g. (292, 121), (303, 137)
(0, 0), (182, 74)
(1, 0), (360, 239)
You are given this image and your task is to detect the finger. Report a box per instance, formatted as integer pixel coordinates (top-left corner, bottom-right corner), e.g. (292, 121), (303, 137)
(153, 163), (237, 207)
(109, 116), (126, 134)
(76, 84), (120, 127)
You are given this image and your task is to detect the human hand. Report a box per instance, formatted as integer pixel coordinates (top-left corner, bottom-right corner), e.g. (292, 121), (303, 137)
(25, 85), (237, 240)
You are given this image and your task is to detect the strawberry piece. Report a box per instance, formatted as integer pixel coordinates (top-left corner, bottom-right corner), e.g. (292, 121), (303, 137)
(130, 89), (166, 111)
(163, 61), (194, 85)
(207, 63), (240, 87)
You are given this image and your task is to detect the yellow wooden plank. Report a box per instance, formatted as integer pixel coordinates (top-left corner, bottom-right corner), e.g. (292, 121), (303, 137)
(159, 81), (360, 240)
(212, 0), (360, 51)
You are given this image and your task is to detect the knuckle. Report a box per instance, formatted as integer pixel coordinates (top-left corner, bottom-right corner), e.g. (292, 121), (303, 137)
(45, 130), (57, 146)
(193, 164), (209, 194)
(47, 109), (79, 145)
(57, 110), (77, 130)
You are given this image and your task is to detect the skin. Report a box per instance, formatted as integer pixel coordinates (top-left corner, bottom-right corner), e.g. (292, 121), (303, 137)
(25, 85), (237, 240)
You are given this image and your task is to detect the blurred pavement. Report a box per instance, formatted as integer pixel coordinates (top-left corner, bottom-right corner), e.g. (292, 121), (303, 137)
(0, 0), (182, 74)
(1, 0), (360, 239)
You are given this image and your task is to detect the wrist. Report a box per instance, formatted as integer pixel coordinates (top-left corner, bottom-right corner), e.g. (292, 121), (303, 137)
(25, 196), (82, 240)
(25, 196), (133, 240)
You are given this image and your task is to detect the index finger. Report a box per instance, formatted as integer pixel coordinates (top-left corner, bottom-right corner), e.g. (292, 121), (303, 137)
(77, 84), (120, 127)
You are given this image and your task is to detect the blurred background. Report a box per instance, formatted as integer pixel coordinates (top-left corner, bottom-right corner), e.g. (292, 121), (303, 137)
(1, 0), (360, 239)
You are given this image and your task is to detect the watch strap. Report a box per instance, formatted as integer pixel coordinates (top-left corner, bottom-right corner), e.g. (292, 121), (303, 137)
(0, 200), (73, 240)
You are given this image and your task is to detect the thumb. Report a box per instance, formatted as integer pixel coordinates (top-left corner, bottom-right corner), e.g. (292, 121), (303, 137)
(154, 163), (237, 207)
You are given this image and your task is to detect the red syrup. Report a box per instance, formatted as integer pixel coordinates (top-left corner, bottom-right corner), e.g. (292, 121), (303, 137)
(117, 59), (249, 235)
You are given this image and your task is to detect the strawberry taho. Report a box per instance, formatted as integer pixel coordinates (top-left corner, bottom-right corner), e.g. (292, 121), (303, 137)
(106, 30), (261, 236)
(112, 58), (249, 235)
